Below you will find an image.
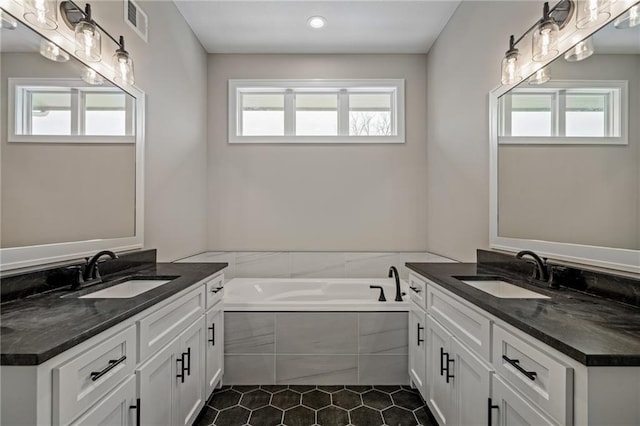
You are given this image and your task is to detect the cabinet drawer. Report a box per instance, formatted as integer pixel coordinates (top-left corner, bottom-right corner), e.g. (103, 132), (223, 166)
(206, 274), (224, 310)
(53, 325), (137, 426)
(408, 273), (427, 309)
(69, 374), (136, 426)
(426, 283), (491, 360)
(138, 286), (205, 362)
(491, 375), (558, 426)
(492, 324), (572, 425)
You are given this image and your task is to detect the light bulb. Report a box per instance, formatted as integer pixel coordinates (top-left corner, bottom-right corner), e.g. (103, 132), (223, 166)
(113, 36), (135, 85)
(532, 3), (559, 62)
(614, 5), (640, 29)
(501, 35), (522, 85)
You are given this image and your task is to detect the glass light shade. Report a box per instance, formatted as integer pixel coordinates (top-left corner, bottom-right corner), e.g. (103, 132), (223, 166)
(40, 39), (69, 62)
(576, 0), (611, 29)
(614, 5), (640, 29)
(532, 19), (560, 62)
(23, 0), (57, 30)
(501, 51), (522, 85)
(0, 10), (18, 29)
(564, 37), (595, 61)
(113, 51), (135, 85)
(81, 67), (104, 85)
(75, 20), (101, 62)
(528, 67), (551, 85)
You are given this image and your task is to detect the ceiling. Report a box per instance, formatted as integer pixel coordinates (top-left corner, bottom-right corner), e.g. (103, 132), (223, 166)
(173, 0), (461, 54)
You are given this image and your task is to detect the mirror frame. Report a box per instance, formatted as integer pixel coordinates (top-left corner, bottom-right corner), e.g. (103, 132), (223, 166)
(0, 2), (145, 271)
(489, 0), (640, 273)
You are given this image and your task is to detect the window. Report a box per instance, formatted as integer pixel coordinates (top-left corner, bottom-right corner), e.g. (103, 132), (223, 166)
(9, 78), (135, 143)
(498, 80), (627, 145)
(229, 79), (404, 143)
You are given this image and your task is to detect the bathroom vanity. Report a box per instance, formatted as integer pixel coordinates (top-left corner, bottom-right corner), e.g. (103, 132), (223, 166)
(406, 253), (640, 426)
(0, 258), (227, 426)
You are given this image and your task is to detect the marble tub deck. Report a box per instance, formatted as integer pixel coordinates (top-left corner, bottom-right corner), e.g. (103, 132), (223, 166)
(194, 385), (437, 426)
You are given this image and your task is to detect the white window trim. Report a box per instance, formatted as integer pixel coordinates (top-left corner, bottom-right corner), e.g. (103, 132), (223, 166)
(228, 79), (405, 144)
(498, 80), (628, 146)
(8, 78), (135, 144)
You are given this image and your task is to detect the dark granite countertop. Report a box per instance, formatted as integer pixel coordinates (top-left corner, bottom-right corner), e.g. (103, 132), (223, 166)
(406, 262), (640, 366)
(0, 262), (227, 366)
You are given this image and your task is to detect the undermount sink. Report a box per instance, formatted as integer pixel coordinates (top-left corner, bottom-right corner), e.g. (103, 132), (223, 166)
(78, 278), (174, 299)
(454, 276), (550, 299)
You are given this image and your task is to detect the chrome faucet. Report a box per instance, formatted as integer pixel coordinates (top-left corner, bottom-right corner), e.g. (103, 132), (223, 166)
(388, 266), (403, 302)
(515, 250), (549, 282)
(83, 250), (118, 283)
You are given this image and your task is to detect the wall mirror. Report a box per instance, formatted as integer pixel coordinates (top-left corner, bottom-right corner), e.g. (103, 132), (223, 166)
(0, 7), (145, 271)
(490, 1), (640, 273)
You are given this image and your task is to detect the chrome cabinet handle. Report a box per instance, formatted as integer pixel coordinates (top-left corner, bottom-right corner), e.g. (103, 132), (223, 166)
(90, 355), (126, 381)
(502, 355), (537, 381)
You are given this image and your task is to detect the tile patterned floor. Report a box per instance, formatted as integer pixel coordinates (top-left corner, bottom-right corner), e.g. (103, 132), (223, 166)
(194, 385), (438, 426)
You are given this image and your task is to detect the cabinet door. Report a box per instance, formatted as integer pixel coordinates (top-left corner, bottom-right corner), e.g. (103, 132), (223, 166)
(451, 337), (493, 426)
(70, 375), (136, 426)
(176, 317), (206, 426)
(491, 376), (557, 426)
(205, 308), (224, 396)
(409, 308), (426, 397)
(136, 336), (181, 426)
(426, 315), (452, 426)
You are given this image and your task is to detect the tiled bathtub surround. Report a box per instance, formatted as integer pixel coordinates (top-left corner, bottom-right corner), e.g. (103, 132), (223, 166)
(224, 312), (409, 385)
(177, 251), (453, 281)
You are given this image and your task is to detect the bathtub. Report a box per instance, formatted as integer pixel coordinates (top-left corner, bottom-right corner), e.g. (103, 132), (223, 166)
(224, 278), (410, 311)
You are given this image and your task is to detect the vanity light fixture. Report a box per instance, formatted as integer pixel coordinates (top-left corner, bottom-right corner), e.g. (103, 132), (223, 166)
(564, 36), (594, 61)
(23, 0), (57, 30)
(501, 35), (522, 85)
(307, 16), (326, 29)
(40, 38), (70, 62)
(528, 67), (551, 84)
(81, 66), (104, 85)
(576, 0), (610, 29)
(0, 9), (18, 29)
(113, 36), (134, 85)
(74, 3), (101, 62)
(532, 2), (560, 61)
(614, 4), (640, 29)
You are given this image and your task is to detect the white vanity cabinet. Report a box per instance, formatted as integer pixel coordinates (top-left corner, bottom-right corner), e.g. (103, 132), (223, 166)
(0, 271), (225, 426)
(409, 306), (427, 396)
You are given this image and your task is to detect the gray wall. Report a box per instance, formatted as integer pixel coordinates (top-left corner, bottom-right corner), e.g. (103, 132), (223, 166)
(207, 54), (428, 252)
(498, 54), (640, 250)
(84, 1), (209, 261)
(425, 1), (541, 262)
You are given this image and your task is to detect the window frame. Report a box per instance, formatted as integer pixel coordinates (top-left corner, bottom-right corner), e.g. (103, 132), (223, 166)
(498, 80), (628, 145)
(8, 78), (136, 144)
(228, 79), (405, 144)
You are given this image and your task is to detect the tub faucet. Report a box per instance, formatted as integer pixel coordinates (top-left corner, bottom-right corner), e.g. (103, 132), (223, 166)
(515, 250), (549, 282)
(388, 266), (403, 302)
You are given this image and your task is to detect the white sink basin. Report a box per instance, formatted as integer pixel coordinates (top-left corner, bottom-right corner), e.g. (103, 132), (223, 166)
(79, 279), (172, 299)
(460, 279), (550, 299)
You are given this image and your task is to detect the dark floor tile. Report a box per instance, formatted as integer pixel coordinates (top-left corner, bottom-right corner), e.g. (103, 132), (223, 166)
(349, 406), (384, 426)
(193, 406), (217, 426)
(392, 390), (424, 410)
(240, 389), (271, 409)
(249, 406), (283, 426)
(210, 389), (242, 410)
(302, 390), (331, 409)
(362, 390), (393, 410)
(373, 385), (402, 394)
(332, 389), (361, 410)
(214, 406), (250, 426)
(271, 389), (301, 410)
(283, 406), (315, 426)
(316, 406), (349, 426)
(345, 385), (372, 393)
(261, 385), (288, 393)
(233, 385), (260, 393)
(414, 407), (438, 426)
(317, 385), (344, 393)
(383, 406), (418, 426)
(289, 385), (316, 393)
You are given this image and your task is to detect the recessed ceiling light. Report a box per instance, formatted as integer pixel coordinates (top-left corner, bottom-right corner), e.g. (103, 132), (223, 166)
(307, 16), (326, 29)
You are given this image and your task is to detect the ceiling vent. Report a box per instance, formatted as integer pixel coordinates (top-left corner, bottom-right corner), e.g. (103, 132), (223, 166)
(124, 0), (148, 43)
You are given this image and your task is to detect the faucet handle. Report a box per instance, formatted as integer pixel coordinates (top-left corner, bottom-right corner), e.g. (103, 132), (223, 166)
(66, 265), (86, 289)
